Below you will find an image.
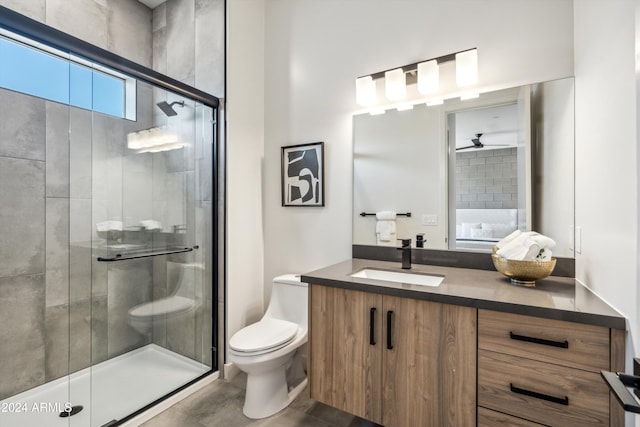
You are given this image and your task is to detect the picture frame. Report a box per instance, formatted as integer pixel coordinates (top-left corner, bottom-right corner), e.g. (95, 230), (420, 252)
(281, 141), (324, 207)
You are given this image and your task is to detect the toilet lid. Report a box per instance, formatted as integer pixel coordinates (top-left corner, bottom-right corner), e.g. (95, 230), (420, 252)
(129, 296), (196, 318)
(229, 318), (298, 353)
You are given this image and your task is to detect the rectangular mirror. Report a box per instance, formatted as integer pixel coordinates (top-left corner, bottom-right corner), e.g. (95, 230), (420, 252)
(353, 77), (574, 258)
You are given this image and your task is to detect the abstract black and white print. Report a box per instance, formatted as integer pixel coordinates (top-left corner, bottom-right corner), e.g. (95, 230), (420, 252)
(281, 142), (324, 206)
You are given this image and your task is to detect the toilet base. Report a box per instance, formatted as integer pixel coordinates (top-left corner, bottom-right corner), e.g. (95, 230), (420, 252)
(243, 369), (307, 419)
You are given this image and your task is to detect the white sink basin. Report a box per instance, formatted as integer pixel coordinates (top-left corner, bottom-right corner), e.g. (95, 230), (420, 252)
(350, 268), (444, 287)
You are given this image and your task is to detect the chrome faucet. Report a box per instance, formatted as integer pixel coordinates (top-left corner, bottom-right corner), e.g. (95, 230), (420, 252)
(397, 238), (412, 269)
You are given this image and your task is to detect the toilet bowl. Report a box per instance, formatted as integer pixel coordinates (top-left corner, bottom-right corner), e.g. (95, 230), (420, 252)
(228, 274), (308, 419)
(128, 261), (202, 334)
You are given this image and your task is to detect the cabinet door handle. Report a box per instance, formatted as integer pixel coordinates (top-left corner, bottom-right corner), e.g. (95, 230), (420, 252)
(386, 310), (394, 350)
(369, 307), (376, 346)
(509, 332), (569, 349)
(510, 383), (569, 406)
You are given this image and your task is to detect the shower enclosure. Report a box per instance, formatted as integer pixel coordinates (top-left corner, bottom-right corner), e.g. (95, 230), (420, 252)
(0, 9), (219, 427)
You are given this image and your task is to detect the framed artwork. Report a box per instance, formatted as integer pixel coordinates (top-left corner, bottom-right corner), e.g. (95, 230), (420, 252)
(281, 141), (324, 207)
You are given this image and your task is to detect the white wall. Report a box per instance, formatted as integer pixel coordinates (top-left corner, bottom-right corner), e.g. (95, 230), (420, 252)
(226, 0), (266, 340)
(260, 0), (574, 299)
(574, 0), (638, 379)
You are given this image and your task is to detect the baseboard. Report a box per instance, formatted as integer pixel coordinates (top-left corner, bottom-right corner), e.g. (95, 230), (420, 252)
(224, 362), (240, 380)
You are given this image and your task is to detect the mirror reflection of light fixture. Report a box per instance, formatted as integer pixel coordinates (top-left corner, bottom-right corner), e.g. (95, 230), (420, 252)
(354, 48), (477, 109)
(127, 126), (186, 153)
(417, 60), (439, 95)
(356, 76), (376, 106)
(455, 49), (478, 87)
(385, 68), (406, 101)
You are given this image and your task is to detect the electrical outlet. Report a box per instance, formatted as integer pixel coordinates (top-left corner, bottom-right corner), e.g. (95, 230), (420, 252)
(421, 214), (438, 226)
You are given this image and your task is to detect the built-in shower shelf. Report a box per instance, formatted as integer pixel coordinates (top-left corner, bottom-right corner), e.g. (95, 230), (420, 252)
(97, 246), (197, 262)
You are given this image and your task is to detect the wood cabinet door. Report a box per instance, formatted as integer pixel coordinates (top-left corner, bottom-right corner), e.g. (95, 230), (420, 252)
(309, 285), (383, 424)
(382, 297), (477, 427)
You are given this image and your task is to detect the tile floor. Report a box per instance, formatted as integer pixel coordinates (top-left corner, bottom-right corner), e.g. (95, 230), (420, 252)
(141, 374), (381, 427)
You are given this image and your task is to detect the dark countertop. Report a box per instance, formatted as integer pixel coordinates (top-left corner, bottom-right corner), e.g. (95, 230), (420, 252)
(301, 259), (626, 330)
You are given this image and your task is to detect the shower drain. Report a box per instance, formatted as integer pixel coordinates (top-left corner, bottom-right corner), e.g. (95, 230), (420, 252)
(59, 405), (83, 417)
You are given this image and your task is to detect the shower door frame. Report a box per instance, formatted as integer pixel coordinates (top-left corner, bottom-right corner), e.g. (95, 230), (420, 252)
(0, 5), (222, 425)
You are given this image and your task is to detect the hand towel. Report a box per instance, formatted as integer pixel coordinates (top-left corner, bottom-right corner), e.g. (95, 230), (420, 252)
(375, 211), (397, 221)
(376, 219), (396, 242)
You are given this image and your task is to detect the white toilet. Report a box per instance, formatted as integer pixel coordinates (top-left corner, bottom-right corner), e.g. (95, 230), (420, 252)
(128, 261), (202, 334)
(228, 274), (308, 419)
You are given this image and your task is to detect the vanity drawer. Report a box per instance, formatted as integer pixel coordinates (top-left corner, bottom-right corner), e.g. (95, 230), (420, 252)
(478, 407), (545, 427)
(478, 350), (609, 426)
(478, 309), (610, 372)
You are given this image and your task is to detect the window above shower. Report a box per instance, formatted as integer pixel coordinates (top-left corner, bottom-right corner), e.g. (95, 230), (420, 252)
(0, 28), (136, 120)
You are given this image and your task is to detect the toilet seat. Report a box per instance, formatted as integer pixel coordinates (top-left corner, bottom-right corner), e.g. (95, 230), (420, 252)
(230, 318), (298, 355)
(129, 295), (196, 319)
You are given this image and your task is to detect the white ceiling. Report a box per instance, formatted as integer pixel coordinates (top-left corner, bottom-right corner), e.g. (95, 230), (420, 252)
(137, 0), (165, 9)
(454, 103), (518, 150)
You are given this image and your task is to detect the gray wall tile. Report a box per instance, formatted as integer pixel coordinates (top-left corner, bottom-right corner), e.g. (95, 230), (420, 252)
(45, 102), (70, 197)
(195, 0), (224, 97)
(0, 0), (46, 21)
(46, 0), (108, 50)
(107, 259), (152, 358)
(0, 88), (46, 161)
(166, 0), (195, 85)
(0, 157), (45, 277)
(106, 0), (153, 68)
(46, 197), (69, 307)
(44, 303), (69, 381)
(0, 274), (45, 399)
(70, 108), (92, 199)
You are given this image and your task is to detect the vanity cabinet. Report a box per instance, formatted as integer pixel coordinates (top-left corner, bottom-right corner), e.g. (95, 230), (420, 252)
(477, 309), (625, 426)
(309, 284), (477, 427)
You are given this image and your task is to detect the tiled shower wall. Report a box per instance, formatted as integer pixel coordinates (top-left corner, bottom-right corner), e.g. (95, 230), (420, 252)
(455, 147), (518, 209)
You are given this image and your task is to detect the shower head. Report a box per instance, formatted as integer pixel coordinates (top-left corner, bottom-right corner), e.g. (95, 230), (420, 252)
(156, 100), (184, 117)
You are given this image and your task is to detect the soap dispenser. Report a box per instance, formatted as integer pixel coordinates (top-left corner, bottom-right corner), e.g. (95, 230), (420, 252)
(416, 233), (426, 248)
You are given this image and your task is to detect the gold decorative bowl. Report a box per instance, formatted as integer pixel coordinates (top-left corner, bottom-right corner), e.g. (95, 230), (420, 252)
(491, 253), (557, 287)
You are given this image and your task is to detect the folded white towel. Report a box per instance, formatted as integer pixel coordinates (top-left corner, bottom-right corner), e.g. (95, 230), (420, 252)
(376, 220), (396, 242)
(376, 211), (397, 221)
(537, 248), (552, 261)
(496, 231), (556, 261)
(495, 229), (523, 249)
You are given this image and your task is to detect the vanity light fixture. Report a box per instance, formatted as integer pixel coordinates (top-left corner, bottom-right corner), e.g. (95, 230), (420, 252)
(356, 75), (376, 106)
(385, 68), (406, 101)
(355, 48), (477, 107)
(455, 49), (478, 87)
(417, 60), (439, 95)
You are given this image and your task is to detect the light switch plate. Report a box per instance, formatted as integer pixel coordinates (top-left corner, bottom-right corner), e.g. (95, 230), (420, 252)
(422, 214), (437, 226)
(575, 226), (582, 254)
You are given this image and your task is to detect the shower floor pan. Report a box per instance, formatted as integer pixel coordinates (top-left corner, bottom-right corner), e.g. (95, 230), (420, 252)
(0, 344), (209, 427)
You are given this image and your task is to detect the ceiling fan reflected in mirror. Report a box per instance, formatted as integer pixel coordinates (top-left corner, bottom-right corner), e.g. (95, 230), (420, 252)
(455, 133), (512, 151)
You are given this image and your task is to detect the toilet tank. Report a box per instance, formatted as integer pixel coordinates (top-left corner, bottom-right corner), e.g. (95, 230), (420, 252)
(264, 274), (308, 329)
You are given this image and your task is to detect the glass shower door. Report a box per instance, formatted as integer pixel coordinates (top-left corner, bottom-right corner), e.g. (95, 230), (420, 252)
(86, 80), (214, 426)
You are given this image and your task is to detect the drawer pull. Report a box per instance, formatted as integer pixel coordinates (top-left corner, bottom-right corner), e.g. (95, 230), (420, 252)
(369, 307), (376, 346)
(509, 332), (569, 349)
(510, 383), (569, 406)
(386, 310), (394, 350)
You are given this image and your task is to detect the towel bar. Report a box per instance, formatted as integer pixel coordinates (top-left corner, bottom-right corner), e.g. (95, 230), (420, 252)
(360, 212), (411, 217)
